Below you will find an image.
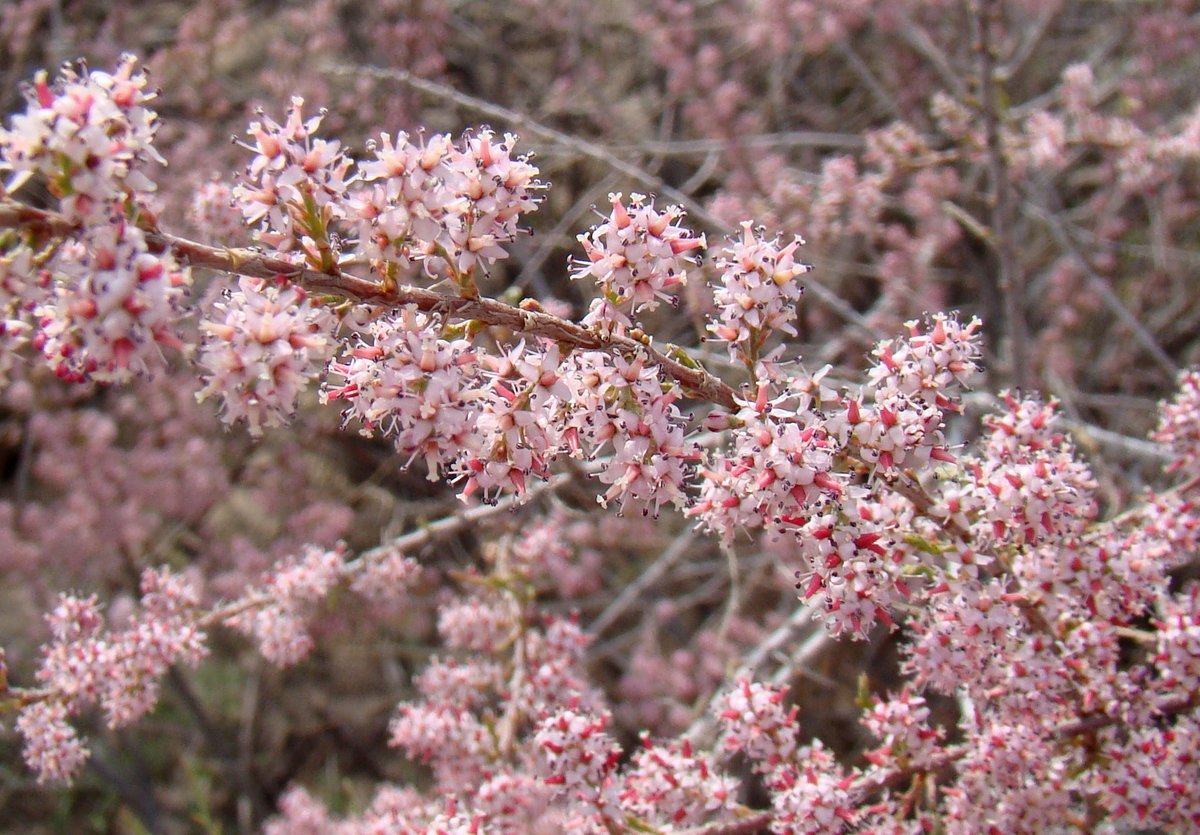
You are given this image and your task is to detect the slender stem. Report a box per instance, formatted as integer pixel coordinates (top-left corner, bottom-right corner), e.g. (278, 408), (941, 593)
(973, 0), (1028, 390)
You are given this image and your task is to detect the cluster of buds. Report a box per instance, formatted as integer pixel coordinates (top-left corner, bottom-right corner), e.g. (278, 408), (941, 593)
(1155, 368), (1200, 476)
(832, 314), (981, 474)
(197, 276), (338, 436)
(36, 221), (189, 382)
(232, 97), (352, 267)
(325, 305), (479, 478)
(955, 394), (1097, 546)
(0, 57), (191, 383)
(225, 544), (345, 666)
(353, 128), (542, 284)
(534, 707), (624, 822)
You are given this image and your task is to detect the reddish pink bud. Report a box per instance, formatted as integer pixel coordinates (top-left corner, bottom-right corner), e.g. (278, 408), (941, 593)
(802, 574), (824, 600)
(610, 195), (631, 229)
(669, 236), (704, 254)
(112, 338), (134, 368)
(812, 471), (842, 494)
(34, 71), (53, 107)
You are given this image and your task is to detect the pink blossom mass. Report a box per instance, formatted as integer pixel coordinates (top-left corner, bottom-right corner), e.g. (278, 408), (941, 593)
(2, 4), (1200, 832)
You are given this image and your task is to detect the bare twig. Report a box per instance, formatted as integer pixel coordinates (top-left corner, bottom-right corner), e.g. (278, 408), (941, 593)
(603, 132), (868, 155)
(893, 6), (969, 99)
(1025, 202), (1179, 378)
(589, 528), (699, 636)
(831, 39), (905, 121)
(973, 0), (1029, 390)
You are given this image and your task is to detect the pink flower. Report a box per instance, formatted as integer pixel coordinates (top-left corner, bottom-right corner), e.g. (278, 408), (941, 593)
(36, 220), (190, 383)
(0, 55), (162, 223)
(716, 679), (797, 770)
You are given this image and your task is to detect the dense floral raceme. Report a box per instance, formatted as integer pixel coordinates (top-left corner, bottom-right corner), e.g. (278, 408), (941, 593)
(573, 192), (705, 329)
(1, 10), (1199, 831)
(0, 55), (191, 383)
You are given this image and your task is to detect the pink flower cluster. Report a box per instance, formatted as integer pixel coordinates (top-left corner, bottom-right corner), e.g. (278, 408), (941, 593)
(791, 501), (904, 638)
(0, 54), (162, 222)
(197, 276), (338, 435)
(328, 311), (698, 510)
(1155, 367), (1200, 476)
(619, 736), (737, 826)
(534, 707), (623, 822)
(325, 305), (477, 476)
(225, 544), (344, 666)
(716, 678), (798, 769)
(563, 350), (698, 516)
(707, 221), (810, 376)
(232, 102), (543, 284)
(950, 393), (1097, 546)
(233, 97), (352, 264)
(36, 221), (189, 383)
(17, 568), (207, 783)
(691, 380), (843, 543)
(0, 56), (191, 383)
(573, 193), (704, 328)
(833, 314), (981, 474)
(355, 128), (542, 281)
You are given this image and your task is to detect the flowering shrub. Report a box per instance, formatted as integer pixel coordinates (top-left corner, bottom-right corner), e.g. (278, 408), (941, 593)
(1, 4), (1199, 833)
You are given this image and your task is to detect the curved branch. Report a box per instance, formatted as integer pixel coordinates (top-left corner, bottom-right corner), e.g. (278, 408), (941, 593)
(0, 200), (742, 409)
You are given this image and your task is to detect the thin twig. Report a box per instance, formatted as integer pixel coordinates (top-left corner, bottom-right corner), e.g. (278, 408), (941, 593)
(830, 39), (905, 121)
(1025, 202), (1179, 378)
(601, 132), (867, 155)
(589, 528), (699, 636)
(893, 6), (969, 99)
(974, 0), (1028, 391)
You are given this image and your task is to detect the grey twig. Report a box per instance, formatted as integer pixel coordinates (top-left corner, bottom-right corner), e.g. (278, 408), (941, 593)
(974, 0), (1029, 391)
(589, 528), (699, 637)
(1026, 202), (1179, 378)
